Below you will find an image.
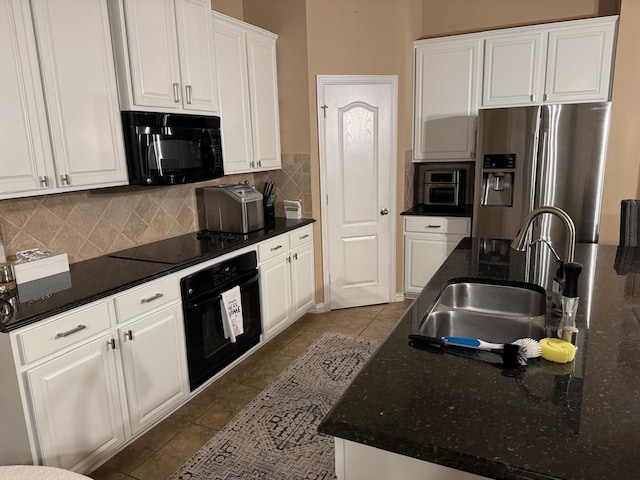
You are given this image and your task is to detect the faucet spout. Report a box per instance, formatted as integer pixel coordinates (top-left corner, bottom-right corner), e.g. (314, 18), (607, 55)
(510, 206), (576, 263)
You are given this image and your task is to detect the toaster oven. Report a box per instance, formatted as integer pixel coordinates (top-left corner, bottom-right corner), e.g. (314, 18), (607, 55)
(203, 184), (264, 233)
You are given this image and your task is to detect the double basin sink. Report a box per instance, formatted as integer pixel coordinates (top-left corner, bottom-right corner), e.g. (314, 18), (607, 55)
(418, 278), (547, 344)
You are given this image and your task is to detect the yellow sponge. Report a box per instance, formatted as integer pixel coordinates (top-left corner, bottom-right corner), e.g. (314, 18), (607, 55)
(540, 338), (577, 363)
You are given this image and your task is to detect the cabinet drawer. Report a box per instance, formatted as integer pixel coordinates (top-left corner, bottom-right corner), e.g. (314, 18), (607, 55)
(404, 216), (471, 235)
(289, 225), (313, 249)
(114, 275), (179, 322)
(258, 234), (290, 263)
(16, 301), (111, 365)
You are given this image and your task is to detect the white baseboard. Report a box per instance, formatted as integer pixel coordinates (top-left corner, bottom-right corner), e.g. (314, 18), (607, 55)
(309, 302), (329, 314)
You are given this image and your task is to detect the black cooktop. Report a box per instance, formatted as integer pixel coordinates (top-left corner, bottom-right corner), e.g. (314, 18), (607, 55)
(109, 231), (248, 264)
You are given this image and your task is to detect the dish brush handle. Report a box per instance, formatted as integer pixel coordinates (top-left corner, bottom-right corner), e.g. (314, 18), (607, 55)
(442, 337), (504, 350)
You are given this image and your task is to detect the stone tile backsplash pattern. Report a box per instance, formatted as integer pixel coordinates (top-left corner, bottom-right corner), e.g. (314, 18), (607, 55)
(254, 154), (311, 218)
(0, 154), (311, 264)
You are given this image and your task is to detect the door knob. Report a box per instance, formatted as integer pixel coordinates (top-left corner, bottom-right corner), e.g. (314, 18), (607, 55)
(380, 208), (389, 215)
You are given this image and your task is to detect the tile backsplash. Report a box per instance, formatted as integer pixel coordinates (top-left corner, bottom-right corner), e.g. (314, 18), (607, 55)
(0, 154), (312, 264)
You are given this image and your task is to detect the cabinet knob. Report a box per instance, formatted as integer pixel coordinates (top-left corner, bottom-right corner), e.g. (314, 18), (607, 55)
(380, 208), (389, 215)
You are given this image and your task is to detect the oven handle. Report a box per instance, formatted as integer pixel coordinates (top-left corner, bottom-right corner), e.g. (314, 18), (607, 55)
(185, 271), (259, 310)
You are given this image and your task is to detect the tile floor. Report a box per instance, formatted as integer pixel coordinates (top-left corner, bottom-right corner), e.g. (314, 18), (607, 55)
(88, 300), (413, 480)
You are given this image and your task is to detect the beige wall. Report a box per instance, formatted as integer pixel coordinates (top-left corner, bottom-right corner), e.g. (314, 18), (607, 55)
(210, 0), (243, 19)
(305, 0), (423, 301)
(600, 0), (640, 244)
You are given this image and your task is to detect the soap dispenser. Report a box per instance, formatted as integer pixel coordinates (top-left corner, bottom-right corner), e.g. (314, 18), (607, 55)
(557, 262), (582, 345)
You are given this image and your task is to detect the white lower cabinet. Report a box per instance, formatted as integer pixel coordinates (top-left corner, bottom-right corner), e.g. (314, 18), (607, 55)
(26, 332), (126, 472)
(403, 216), (471, 296)
(117, 303), (188, 435)
(259, 226), (314, 340)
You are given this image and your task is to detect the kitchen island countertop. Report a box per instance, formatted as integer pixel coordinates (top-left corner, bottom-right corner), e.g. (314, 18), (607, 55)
(319, 237), (640, 480)
(0, 217), (314, 332)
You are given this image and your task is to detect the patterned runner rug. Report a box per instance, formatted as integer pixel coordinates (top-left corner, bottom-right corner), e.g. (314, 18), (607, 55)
(169, 332), (379, 480)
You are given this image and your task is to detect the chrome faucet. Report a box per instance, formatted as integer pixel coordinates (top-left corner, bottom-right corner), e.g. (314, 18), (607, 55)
(511, 206), (576, 264)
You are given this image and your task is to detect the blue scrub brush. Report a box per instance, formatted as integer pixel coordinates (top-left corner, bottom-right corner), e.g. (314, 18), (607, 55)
(442, 336), (542, 365)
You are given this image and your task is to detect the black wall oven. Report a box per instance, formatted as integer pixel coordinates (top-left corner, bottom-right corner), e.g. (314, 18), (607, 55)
(122, 111), (224, 186)
(180, 251), (261, 391)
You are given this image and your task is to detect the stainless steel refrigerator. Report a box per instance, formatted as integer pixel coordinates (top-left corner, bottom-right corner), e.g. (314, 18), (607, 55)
(472, 102), (611, 286)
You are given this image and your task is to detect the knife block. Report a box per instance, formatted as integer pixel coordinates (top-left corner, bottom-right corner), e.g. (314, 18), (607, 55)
(264, 204), (275, 227)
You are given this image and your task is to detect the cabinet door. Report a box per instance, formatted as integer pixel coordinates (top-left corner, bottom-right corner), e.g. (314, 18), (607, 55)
(122, 0), (181, 109)
(31, 0), (128, 188)
(291, 241), (315, 319)
(118, 304), (189, 435)
(246, 31), (281, 170)
(404, 233), (464, 295)
(212, 15), (254, 174)
(482, 32), (546, 107)
(0, 0), (55, 198)
(413, 38), (482, 161)
(544, 21), (616, 103)
(174, 0), (219, 112)
(259, 253), (292, 341)
(26, 334), (125, 472)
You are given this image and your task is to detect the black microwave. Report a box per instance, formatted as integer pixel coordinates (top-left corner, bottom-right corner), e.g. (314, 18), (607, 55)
(121, 111), (224, 186)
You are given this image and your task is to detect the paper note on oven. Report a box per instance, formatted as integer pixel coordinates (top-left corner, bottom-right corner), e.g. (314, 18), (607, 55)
(220, 285), (244, 343)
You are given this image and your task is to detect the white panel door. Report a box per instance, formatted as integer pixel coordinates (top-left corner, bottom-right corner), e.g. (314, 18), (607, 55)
(212, 15), (253, 173)
(291, 241), (315, 318)
(246, 31), (281, 170)
(413, 38), (482, 161)
(26, 334), (125, 472)
(122, 0), (181, 108)
(175, 0), (218, 112)
(118, 304), (189, 435)
(544, 23), (616, 103)
(31, 0), (128, 188)
(319, 77), (397, 309)
(482, 32), (546, 107)
(0, 0), (55, 197)
(259, 253), (292, 340)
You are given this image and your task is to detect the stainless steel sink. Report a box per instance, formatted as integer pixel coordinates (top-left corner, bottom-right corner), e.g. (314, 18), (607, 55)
(419, 279), (547, 344)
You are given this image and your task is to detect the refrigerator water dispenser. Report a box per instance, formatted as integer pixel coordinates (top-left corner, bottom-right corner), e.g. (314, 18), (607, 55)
(480, 154), (515, 207)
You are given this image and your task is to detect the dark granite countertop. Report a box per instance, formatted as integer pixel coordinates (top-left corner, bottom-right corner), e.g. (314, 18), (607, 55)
(401, 203), (473, 217)
(319, 237), (640, 480)
(0, 217), (314, 333)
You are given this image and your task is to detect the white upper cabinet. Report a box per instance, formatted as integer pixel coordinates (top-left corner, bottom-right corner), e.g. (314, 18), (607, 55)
(482, 32), (547, 107)
(212, 12), (281, 174)
(413, 36), (483, 162)
(482, 16), (617, 107)
(0, 0), (55, 197)
(109, 0), (219, 113)
(0, 0), (128, 199)
(544, 18), (617, 103)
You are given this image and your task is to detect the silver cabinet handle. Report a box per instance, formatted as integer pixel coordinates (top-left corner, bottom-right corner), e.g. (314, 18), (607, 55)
(299, 234), (309, 240)
(425, 225), (442, 229)
(39, 176), (49, 187)
(257, 160), (262, 167)
(286, 255), (291, 263)
(173, 83), (180, 103)
(107, 338), (116, 350)
(124, 330), (134, 341)
(250, 160), (255, 168)
(56, 324), (86, 338)
(380, 208), (389, 215)
(543, 93), (548, 102)
(530, 94), (535, 102)
(270, 245), (283, 252)
(185, 84), (192, 104)
(293, 253), (298, 260)
(60, 174), (70, 185)
(140, 293), (163, 304)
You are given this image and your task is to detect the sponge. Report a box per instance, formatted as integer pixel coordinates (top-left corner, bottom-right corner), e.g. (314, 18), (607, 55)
(540, 338), (577, 363)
